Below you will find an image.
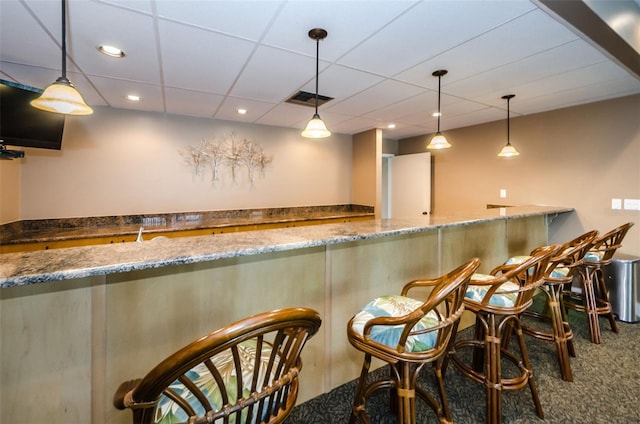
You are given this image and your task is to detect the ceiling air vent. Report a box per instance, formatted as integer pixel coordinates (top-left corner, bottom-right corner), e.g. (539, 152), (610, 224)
(286, 90), (333, 107)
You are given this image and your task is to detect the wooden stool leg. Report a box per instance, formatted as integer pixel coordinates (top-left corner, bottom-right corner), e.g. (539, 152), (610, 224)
(548, 285), (573, 381)
(397, 362), (416, 424)
(559, 294), (577, 357)
(434, 362), (453, 424)
(350, 353), (372, 424)
(472, 315), (486, 373)
(485, 314), (502, 424)
(515, 323), (544, 419)
(582, 268), (602, 344)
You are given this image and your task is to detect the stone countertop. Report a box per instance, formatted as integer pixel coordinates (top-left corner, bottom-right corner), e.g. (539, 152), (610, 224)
(0, 205), (573, 288)
(0, 205), (373, 245)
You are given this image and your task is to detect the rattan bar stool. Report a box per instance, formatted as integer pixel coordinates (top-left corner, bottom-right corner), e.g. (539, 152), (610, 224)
(445, 245), (560, 424)
(563, 222), (634, 344)
(113, 308), (321, 424)
(347, 258), (480, 424)
(507, 230), (598, 382)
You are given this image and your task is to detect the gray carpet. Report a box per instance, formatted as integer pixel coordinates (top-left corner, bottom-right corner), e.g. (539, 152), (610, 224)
(286, 297), (640, 423)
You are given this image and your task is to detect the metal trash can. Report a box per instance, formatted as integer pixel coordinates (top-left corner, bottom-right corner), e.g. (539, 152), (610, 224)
(603, 253), (640, 323)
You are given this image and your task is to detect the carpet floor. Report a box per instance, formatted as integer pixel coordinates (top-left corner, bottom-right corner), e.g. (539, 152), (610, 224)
(286, 297), (640, 423)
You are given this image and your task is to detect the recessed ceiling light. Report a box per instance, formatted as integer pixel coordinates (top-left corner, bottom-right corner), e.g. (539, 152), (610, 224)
(126, 94), (140, 101)
(98, 45), (125, 58)
(237, 108), (247, 115)
(387, 123), (396, 129)
(432, 112), (441, 117)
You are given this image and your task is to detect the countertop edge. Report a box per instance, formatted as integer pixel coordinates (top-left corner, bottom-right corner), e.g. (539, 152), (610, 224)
(0, 206), (574, 288)
(0, 206), (375, 245)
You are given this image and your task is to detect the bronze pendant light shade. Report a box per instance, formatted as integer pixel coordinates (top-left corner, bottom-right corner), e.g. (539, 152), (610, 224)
(426, 69), (451, 150)
(498, 94), (519, 157)
(301, 28), (331, 138)
(31, 0), (93, 115)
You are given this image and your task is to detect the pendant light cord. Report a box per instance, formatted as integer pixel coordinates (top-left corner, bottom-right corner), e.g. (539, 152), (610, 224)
(437, 74), (441, 132)
(314, 38), (319, 115)
(61, 0), (67, 79)
(506, 96), (510, 145)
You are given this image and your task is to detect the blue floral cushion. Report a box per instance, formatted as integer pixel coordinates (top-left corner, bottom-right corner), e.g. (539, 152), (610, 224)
(585, 250), (605, 262)
(504, 255), (569, 278)
(465, 273), (519, 307)
(505, 255), (531, 265)
(351, 295), (439, 352)
(552, 266), (570, 278)
(154, 340), (275, 424)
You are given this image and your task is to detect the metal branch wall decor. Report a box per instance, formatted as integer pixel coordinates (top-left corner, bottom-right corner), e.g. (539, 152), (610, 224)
(180, 132), (273, 185)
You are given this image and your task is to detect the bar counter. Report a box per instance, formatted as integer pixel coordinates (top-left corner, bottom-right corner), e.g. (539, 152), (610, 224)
(0, 205), (570, 287)
(0, 204), (374, 252)
(0, 205), (573, 424)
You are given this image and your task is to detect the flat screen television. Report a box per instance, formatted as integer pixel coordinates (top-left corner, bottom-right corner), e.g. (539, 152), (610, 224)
(0, 79), (66, 151)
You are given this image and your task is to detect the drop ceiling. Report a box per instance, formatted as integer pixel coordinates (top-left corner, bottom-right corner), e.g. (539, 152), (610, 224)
(1, 0), (639, 140)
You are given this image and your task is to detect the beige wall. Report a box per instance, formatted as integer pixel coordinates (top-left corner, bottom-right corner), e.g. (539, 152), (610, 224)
(0, 159), (20, 223)
(399, 94), (640, 255)
(2, 95), (638, 255)
(0, 107), (353, 221)
(352, 128), (382, 217)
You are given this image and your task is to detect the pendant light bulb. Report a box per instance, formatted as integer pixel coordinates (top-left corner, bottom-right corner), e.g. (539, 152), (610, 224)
(427, 69), (450, 150)
(427, 133), (451, 149)
(498, 143), (519, 157)
(302, 28), (330, 139)
(302, 113), (331, 138)
(498, 94), (519, 157)
(31, 0), (93, 115)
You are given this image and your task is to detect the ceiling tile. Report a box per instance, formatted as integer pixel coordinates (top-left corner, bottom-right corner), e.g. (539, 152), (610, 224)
(0, 0), (60, 70)
(229, 45), (317, 102)
(1, 0), (638, 139)
(254, 102), (314, 128)
(300, 65), (385, 104)
(444, 38), (614, 106)
(68, 1), (161, 82)
(326, 79), (425, 115)
(338, 0), (537, 77)
(155, 0), (283, 40)
(214, 97), (276, 122)
(158, 19), (255, 93)
(165, 87), (225, 118)
(260, 0), (418, 59)
(88, 75), (164, 112)
(395, 9), (579, 87)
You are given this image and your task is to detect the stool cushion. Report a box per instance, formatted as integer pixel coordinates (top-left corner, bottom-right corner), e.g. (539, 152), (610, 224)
(155, 340), (275, 423)
(505, 255), (569, 278)
(351, 295), (439, 352)
(585, 250), (605, 262)
(466, 273), (520, 307)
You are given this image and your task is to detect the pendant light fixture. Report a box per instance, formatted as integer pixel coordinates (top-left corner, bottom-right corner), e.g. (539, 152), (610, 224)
(498, 94), (519, 157)
(426, 69), (451, 150)
(301, 28), (330, 138)
(31, 0), (93, 115)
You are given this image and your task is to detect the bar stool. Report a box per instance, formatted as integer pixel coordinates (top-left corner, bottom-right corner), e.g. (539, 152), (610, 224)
(113, 308), (321, 424)
(445, 245), (559, 424)
(563, 222), (634, 344)
(506, 230), (598, 382)
(347, 258), (480, 424)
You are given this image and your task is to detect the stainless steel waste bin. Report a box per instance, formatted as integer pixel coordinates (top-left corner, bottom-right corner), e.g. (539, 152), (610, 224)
(603, 253), (640, 323)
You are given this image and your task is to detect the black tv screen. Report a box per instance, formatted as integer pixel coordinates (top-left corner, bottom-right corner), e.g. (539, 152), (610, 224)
(0, 79), (65, 150)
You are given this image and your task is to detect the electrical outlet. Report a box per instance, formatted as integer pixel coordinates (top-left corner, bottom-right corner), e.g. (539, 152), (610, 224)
(500, 189), (507, 198)
(611, 198), (622, 210)
(623, 199), (640, 211)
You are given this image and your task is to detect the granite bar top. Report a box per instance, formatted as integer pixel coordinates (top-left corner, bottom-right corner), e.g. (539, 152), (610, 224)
(0, 205), (374, 245)
(0, 205), (573, 288)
